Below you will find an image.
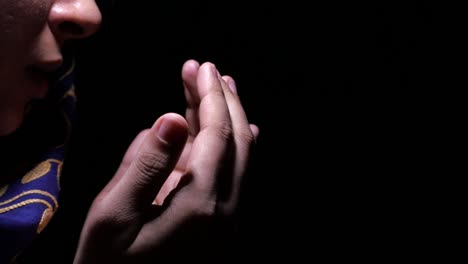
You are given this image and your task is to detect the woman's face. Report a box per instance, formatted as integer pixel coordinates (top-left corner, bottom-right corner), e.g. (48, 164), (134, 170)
(0, 0), (101, 135)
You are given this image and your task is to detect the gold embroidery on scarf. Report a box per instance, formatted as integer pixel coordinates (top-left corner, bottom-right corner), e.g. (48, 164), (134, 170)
(63, 85), (77, 101)
(21, 159), (63, 184)
(58, 59), (75, 83)
(0, 185), (7, 198)
(0, 198), (52, 214)
(21, 161), (51, 184)
(0, 190), (58, 208)
(37, 207), (55, 233)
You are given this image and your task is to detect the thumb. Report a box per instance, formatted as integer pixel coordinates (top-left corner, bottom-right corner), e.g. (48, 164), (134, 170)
(110, 113), (188, 210)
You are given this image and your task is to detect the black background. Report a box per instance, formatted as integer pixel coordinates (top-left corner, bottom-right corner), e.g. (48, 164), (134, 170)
(19, 2), (439, 262)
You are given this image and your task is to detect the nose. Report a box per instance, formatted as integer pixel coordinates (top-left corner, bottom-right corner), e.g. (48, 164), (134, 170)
(48, 0), (102, 41)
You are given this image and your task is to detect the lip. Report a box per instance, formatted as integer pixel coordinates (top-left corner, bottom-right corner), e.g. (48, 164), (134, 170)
(34, 59), (63, 74)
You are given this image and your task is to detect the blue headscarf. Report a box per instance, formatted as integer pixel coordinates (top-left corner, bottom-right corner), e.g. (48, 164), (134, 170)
(0, 53), (76, 263)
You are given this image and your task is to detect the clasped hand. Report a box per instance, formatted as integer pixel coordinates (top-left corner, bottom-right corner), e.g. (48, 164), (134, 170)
(73, 60), (259, 263)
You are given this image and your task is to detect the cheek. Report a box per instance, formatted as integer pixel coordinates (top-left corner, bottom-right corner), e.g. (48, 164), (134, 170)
(0, 0), (51, 52)
(0, 0), (52, 132)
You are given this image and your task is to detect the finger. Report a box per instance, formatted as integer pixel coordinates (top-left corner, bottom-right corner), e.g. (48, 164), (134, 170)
(186, 62), (232, 193)
(197, 63), (231, 130)
(110, 113), (188, 209)
(220, 75), (260, 142)
(216, 76), (258, 210)
(182, 59), (201, 136)
(153, 136), (194, 205)
(220, 76), (252, 137)
(222, 77), (260, 142)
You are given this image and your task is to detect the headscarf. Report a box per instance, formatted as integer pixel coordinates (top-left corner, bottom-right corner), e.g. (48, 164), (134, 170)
(0, 53), (76, 263)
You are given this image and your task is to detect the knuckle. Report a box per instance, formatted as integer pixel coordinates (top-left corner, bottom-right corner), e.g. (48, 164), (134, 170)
(88, 202), (125, 230)
(177, 191), (218, 219)
(90, 195), (134, 225)
(211, 120), (233, 142)
(236, 129), (256, 147)
(191, 199), (217, 219)
(133, 151), (168, 181)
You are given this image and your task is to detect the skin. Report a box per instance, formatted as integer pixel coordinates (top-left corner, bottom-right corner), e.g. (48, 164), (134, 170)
(74, 61), (260, 263)
(1, 1), (259, 262)
(0, 0), (101, 135)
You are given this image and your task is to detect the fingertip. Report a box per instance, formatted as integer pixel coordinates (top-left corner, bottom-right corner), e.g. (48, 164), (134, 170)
(155, 113), (189, 146)
(182, 59), (200, 81)
(183, 59), (200, 69)
(196, 62), (221, 94)
(222, 75), (237, 94)
(199, 62), (219, 76)
(249, 124), (260, 140)
(221, 75), (233, 82)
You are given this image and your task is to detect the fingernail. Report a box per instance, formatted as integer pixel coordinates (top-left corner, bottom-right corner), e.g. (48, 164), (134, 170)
(157, 119), (180, 144)
(211, 64), (218, 77)
(227, 79), (237, 94)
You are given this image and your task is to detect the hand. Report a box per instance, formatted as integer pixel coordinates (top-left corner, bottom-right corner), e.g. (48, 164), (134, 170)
(73, 60), (259, 263)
